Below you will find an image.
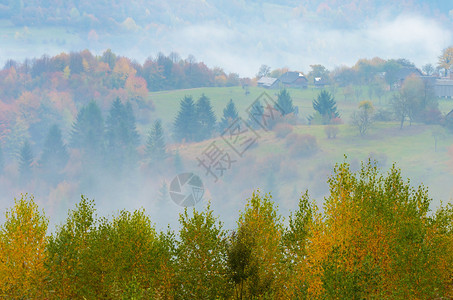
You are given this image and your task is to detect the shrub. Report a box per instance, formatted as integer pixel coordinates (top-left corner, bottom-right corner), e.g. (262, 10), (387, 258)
(286, 133), (318, 158)
(419, 108), (442, 124)
(373, 108), (394, 122)
(330, 117), (343, 125)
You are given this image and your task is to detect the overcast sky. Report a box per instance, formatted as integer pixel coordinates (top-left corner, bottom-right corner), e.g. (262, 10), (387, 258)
(1, 5), (452, 77)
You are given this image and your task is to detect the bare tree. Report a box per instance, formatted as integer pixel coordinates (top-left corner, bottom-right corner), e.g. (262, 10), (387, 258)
(352, 101), (374, 136)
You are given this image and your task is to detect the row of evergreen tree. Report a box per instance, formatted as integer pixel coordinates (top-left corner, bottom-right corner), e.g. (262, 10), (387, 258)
(173, 89), (299, 142)
(9, 89), (303, 184)
(13, 98), (165, 185)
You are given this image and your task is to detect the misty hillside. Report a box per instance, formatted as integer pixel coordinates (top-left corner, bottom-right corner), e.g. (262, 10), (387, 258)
(0, 48), (453, 230)
(1, 1), (453, 298)
(0, 0), (451, 29)
(1, 1), (452, 76)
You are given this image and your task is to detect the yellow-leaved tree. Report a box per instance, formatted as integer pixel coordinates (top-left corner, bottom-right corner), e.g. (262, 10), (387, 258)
(0, 194), (48, 298)
(304, 159), (453, 299)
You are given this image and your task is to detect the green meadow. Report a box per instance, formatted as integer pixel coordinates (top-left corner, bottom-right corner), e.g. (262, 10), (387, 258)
(148, 86), (453, 209)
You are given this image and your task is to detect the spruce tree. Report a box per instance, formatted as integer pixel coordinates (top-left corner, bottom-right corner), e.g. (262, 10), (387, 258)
(312, 90), (339, 124)
(71, 100), (104, 157)
(19, 140), (33, 183)
(146, 120), (167, 163)
(219, 99), (239, 132)
(174, 96), (197, 142)
(124, 101), (140, 146)
(105, 98), (139, 172)
(40, 124), (69, 178)
(276, 88), (295, 116)
(248, 99), (264, 128)
(196, 94), (217, 141)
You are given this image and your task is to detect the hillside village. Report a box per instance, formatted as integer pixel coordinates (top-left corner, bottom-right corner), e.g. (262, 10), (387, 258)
(258, 67), (453, 98)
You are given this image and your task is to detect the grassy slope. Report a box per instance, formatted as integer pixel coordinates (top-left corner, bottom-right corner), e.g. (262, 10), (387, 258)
(149, 86), (453, 213)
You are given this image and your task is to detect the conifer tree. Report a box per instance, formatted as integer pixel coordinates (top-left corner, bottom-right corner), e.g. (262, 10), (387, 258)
(105, 98), (140, 172)
(248, 99), (264, 128)
(70, 100), (104, 157)
(18, 140), (33, 183)
(219, 99), (239, 132)
(276, 88), (295, 116)
(196, 94), (217, 141)
(40, 124), (69, 176)
(174, 96), (197, 142)
(146, 120), (167, 163)
(124, 101), (140, 146)
(311, 90), (339, 124)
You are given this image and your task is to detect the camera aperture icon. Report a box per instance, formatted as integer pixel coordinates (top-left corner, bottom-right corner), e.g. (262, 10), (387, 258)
(169, 173), (204, 207)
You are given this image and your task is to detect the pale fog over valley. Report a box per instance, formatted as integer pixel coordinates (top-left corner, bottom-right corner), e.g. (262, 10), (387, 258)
(2, 1), (453, 298)
(0, 0), (452, 228)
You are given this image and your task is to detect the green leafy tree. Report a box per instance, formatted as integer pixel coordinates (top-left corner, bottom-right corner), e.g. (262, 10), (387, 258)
(146, 120), (167, 163)
(196, 94), (217, 140)
(233, 191), (286, 298)
(391, 75), (424, 128)
(46, 196), (96, 298)
(18, 140), (33, 183)
(101, 48), (117, 70)
(176, 204), (231, 299)
(219, 99), (239, 132)
(283, 192), (316, 298)
(87, 209), (162, 298)
(174, 95), (198, 142)
(383, 59), (403, 86)
(39, 124), (69, 182)
(311, 90), (339, 124)
(276, 88), (295, 116)
(308, 64), (330, 83)
(226, 225), (256, 300)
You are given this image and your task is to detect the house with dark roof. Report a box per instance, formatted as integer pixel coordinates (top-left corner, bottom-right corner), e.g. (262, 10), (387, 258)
(257, 76), (278, 89)
(277, 71), (308, 89)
